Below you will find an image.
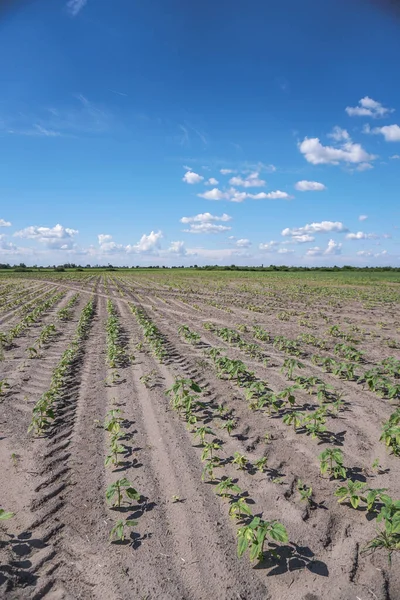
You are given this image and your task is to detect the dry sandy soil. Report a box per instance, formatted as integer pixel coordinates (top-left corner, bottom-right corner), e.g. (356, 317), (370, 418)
(0, 272), (399, 600)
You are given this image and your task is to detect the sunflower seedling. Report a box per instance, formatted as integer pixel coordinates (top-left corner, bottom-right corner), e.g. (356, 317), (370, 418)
(237, 517), (288, 562)
(110, 519), (138, 542)
(106, 478), (141, 508)
(319, 448), (347, 479)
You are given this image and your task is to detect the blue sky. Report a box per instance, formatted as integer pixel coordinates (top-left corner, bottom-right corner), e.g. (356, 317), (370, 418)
(0, 0), (399, 266)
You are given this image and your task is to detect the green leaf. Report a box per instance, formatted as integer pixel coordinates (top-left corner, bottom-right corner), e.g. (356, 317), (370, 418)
(0, 509), (14, 520)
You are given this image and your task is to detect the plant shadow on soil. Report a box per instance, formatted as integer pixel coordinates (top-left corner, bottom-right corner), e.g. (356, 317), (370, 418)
(0, 531), (47, 590)
(255, 543), (329, 577)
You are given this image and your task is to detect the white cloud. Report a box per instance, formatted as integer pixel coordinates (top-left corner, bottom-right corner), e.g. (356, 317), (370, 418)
(277, 248), (294, 255)
(328, 126), (350, 141)
(295, 180), (326, 191)
(359, 215), (368, 221)
(180, 212), (231, 224)
(357, 250), (373, 257)
(126, 230), (163, 254)
(0, 219), (11, 227)
(168, 241), (186, 255)
(198, 187), (291, 202)
(66, 0), (88, 17)
(325, 239), (342, 255)
(390, 154), (400, 159)
(282, 221), (348, 237)
(182, 170), (204, 184)
(291, 234), (315, 243)
(235, 238), (251, 248)
(345, 97), (393, 118)
(98, 234), (112, 245)
(306, 239), (342, 257)
(259, 241), (278, 251)
(183, 223), (231, 234)
(229, 171), (266, 188)
(367, 124), (400, 142)
(198, 188), (227, 201)
(299, 136), (376, 166)
(206, 177), (219, 185)
(355, 162), (373, 171)
(346, 231), (379, 240)
(220, 169), (235, 175)
(14, 223), (79, 249)
(252, 190), (292, 200)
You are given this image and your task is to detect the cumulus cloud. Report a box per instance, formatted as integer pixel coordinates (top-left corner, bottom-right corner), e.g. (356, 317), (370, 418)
(98, 234), (113, 245)
(168, 241), (186, 255)
(259, 241), (278, 251)
(277, 248), (294, 255)
(126, 230), (163, 254)
(328, 126), (350, 141)
(183, 223), (231, 234)
(346, 231), (379, 240)
(299, 136), (376, 166)
(205, 177), (219, 185)
(229, 171), (266, 188)
(14, 223), (79, 249)
(359, 215), (368, 221)
(306, 239), (342, 257)
(220, 168), (235, 175)
(345, 97), (393, 118)
(390, 154), (400, 160)
(0, 219), (11, 227)
(282, 221), (348, 237)
(294, 180), (326, 192)
(198, 188), (227, 201)
(182, 170), (204, 184)
(235, 238), (251, 248)
(198, 187), (291, 202)
(366, 124), (400, 142)
(291, 234), (315, 243)
(180, 212), (232, 224)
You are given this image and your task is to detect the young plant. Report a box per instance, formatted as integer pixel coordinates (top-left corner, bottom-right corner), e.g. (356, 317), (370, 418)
(233, 452), (248, 470)
(215, 477), (242, 498)
(319, 448), (346, 479)
(193, 426), (215, 446)
(110, 519), (138, 542)
(229, 497), (253, 520)
(253, 457), (268, 472)
(0, 509), (14, 520)
(297, 480), (313, 504)
(106, 478), (141, 508)
(334, 480), (367, 509)
(237, 517), (288, 562)
(220, 419), (236, 436)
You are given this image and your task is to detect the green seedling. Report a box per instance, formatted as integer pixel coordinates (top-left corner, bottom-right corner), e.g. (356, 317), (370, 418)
(233, 452), (248, 470)
(193, 426), (215, 446)
(283, 411), (303, 431)
(110, 519), (138, 542)
(229, 497), (252, 520)
(0, 509), (14, 520)
(335, 480), (367, 509)
(254, 457), (268, 472)
(201, 457), (221, 482)
(106, 478), (141, 508)
(319, 448), (346, 479)
(220, 419), (236, 435)
(201, 441), (221, 461)
(215, 478), (242, 498)
(0, 379), (10, 396)
(297, 479), (313, 503)
(237, 517), (288, 562)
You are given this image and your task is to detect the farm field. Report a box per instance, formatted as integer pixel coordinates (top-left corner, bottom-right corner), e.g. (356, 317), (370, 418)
(0, 270), (399, 600)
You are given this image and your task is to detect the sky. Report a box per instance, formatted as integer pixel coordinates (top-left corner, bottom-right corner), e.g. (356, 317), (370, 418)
(0, 0), (400, 267)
